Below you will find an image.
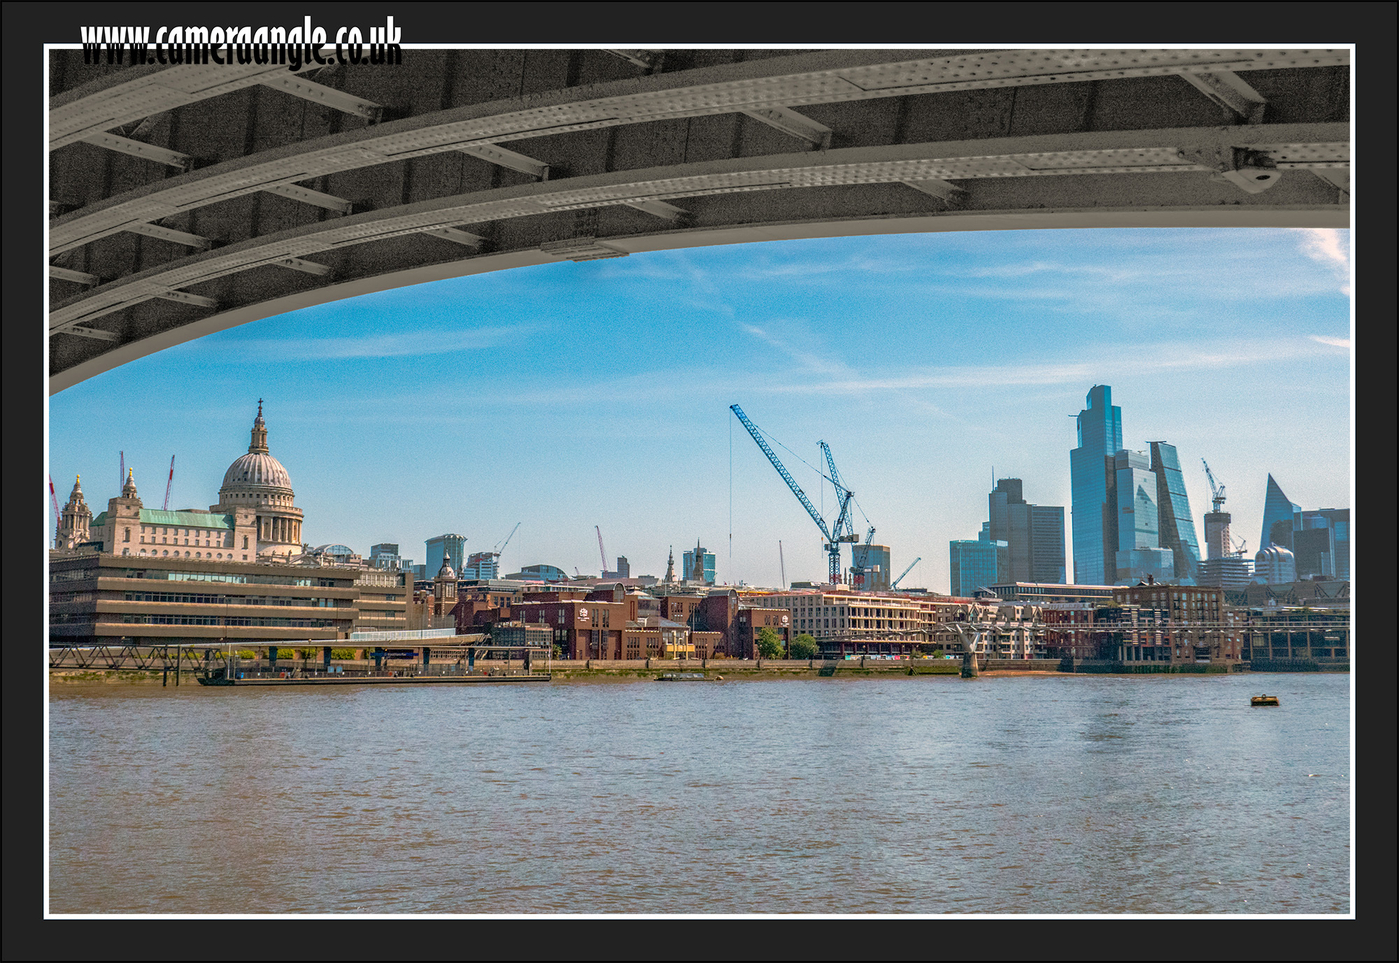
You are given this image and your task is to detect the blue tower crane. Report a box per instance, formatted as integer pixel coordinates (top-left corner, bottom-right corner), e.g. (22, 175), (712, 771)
(731, 405), (858, 584)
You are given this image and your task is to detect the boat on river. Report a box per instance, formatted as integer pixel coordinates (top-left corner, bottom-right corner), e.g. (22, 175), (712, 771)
(1251, 694), (1280, 706)
(656, 672), (716, 682)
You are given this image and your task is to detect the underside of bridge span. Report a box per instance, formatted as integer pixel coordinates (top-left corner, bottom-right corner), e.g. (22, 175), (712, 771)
(48, 47), (1350, 393)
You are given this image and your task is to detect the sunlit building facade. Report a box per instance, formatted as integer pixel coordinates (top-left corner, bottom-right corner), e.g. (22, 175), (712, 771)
(1149, 442), (1202, 583)
(1070, 385), (1123, 585)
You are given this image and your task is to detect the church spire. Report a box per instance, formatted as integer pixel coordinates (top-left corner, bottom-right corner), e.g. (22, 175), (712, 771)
(248, 399), (269, 453)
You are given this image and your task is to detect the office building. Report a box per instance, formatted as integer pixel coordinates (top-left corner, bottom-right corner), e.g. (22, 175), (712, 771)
(1197, 556), (1253, 590)
(682, 542), (716, 585)
(1203, 508), (1231, 560)
(1293, 508), (1350, 580)
(1070, 385), (1123, 585)
(851, 543), (892, 591)
(1259, 474), (1301, 549)
(1113, 449), (1175, 584)
(950, 539), (1008, 597)
(1254, 544), (1297, 585)
(987, 478), (1066, 584)
(425, 534), (467, 578)
(370, 543), (405, 570)
(464, 551), (499, 580)
(1148, 442), (1202, 582)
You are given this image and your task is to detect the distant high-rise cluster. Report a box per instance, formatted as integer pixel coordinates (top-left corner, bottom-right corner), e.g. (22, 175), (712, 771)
(1254, 474), (1349, 583)
(1069, 386), (1202, 586)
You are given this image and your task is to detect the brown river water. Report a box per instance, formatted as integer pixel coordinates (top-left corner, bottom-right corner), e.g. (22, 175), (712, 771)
(48, 672), (1350, 915)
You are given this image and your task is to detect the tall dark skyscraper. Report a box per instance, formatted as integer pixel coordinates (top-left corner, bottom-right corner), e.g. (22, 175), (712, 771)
(1069, 385), (1122, 585)
(987, 478), (1065, 583)
(1149, 442), (1202, 582)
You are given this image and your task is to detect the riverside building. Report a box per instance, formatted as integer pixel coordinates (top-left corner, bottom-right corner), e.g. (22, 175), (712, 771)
(49, 402), (410, 648)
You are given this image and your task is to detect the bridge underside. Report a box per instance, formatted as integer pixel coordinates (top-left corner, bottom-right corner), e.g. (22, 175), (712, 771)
(48, 48), (1350, 393)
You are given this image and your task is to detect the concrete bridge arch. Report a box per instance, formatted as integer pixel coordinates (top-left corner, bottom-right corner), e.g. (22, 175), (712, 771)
(48, 47), (1350, 393)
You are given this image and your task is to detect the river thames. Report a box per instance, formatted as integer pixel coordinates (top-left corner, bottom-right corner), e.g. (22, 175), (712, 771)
(47, 672), (1350, 915)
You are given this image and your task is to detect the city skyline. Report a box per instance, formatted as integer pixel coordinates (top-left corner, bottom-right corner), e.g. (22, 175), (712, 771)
(46, 226), (1352, 592)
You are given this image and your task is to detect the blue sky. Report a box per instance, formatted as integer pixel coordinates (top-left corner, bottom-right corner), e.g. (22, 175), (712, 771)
(46, 226), (1352, 592)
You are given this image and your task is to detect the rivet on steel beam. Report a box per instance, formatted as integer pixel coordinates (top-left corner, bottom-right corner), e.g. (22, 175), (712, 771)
(50, 266), (100, 286)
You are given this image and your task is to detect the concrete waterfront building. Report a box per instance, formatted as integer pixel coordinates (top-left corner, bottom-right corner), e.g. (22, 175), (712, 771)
(987, 478), (1066, 584)
(949, 539), (1007, 597)
(49, 552), (410, 648)
(1070, 385), (1124, 585)
(749, 589), (926, 656)
(1148, 442), (1202, 583)
(211, 402), (304, 560)
(425, 534), (468, 578)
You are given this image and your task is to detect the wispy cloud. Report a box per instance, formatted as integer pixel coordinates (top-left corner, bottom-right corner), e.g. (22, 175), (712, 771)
(736, 321), (849, 375)
(761, 337), (1347, 396)
(235, 325), (534, 360)
(1309, 335), (1350, 348)
(1297, 228), (1352, 296)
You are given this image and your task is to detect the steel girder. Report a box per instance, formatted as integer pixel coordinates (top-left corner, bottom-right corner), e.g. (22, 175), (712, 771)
(48, 47), (1351, 392)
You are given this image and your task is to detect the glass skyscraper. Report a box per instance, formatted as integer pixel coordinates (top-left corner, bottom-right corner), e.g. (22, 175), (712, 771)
(425, 533), (467, 575)
(1069, 385), (1122, 584)
(1114, 449), (1175, 583)
(1149, 442), (1201, 582)
(950, 539), (1007, 596)
(1260, 474), (1301, 549)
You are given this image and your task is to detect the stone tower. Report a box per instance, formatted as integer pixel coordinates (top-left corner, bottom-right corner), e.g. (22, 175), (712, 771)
(55, 475), (93, 550)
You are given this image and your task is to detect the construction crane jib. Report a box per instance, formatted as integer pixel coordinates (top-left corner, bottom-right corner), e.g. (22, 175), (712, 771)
(1202, 459), (1227, 513)
(731, 405), (854, 585)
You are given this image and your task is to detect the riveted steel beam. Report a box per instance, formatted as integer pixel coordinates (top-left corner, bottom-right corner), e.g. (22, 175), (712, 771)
(80, 131), (194, 169)
(458, 143), (550, 180)
(155, 289), (216, 308)
(1178, 70), (1268, 124)
(126, 222), (213, 250)
(48, 125), (1349, 339)
(540, 237), (629, 261)
(256, 74), (383, 121)
(622, 199), (690, 222)
(740, 106), (832, 149)
(604, 49), (663, 71)
(64, 325), (120, 341)
(902, 178), (966, 200)
(421, 227), (486, 248)
(50, 266), (100, 285)
(267, 256), (332, 276)
(263, 183), (354, 214)
(49, 49), (1349, 259)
